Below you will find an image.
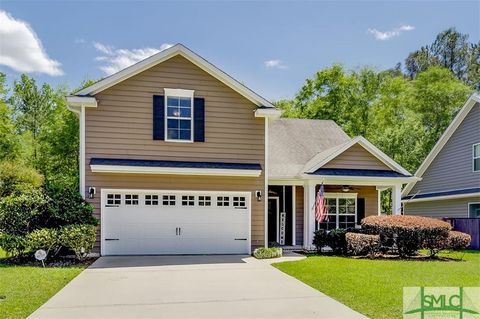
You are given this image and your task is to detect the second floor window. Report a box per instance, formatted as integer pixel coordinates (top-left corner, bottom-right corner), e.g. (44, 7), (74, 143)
(474, 144), (480, 172)
(165, 89), (194, 142)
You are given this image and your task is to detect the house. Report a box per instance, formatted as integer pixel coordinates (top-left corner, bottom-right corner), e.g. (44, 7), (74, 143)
(66, 44), (416, 255)
(402, 94), (480, 218)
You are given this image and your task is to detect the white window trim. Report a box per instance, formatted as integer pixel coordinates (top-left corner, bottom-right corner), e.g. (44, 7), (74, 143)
(319, 192), (358, 229)
(473, 143), (480, 172)
(468, 202), (480, 218)
(164, 88), (195, 143)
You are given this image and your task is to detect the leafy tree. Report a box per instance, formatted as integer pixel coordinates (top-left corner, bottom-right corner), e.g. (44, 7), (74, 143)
(405, 28), (479, 88)
(408, 67), (472, 160)
(11, 74), (56, 169)
(0, 73), (20, 160)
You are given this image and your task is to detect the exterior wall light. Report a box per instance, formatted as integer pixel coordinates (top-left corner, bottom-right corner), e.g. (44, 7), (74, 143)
(255, 190), (262, 202)
(88, 187), (96, 199)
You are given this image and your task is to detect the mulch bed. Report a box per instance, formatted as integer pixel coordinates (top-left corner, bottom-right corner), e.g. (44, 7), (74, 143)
(0, 255), (98, 267)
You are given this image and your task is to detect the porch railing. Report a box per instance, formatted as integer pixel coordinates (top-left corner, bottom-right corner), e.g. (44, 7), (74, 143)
(443, 218), (480, 250)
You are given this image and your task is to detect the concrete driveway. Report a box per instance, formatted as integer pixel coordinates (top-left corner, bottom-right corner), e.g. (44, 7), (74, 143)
(29, 255), (366, 319)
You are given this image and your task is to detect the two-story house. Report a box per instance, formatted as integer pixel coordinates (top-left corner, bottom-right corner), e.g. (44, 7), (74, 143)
(403, 94), (480, 218)
(67, 44), (416, 255)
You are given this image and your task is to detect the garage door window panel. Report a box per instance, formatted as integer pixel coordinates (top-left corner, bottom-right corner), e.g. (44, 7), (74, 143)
(217, 196), (230, 207)
(125, 194), (139, 205)
(107, 194), (121, 206)
(199, 196), (211, 206)
(182, 195), (195, 206)
(233, 196), (246, 208)
(145, 195), (159, 206)
(163, 195), (176, 206)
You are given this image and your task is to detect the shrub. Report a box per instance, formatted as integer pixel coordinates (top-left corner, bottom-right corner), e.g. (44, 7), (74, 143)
(327, 228), (348, 255)
(26, 228), (60, 256)
(253, 247), (282, 259)
(42, 184), (97, 228)
(313, 229), (328, 252)
(0, 189), (49, 236)
(0, 162), (43, 198)
(362, 215), (451, 257)
(0, 233), (28, 256)
(346, 232), (380, 256)
(59, 224), (97, 260)
(446, 231), (471, 251)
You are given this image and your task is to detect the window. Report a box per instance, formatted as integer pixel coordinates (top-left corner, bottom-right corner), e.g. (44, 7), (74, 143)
(233, 196), (246, 208)
(107, 194), (121, 206)
(469, 203), (480, 218)
(162, 195), (176, 206)
(165, 89), (194, 142)
(145, 195), (159, 206)
(182, 195), (195, 206)
(474, 144), (480, 172)
(198, 196), (211, 206)
(125, 194), (139, 205)
(318, 194), (357, 230)
(217, 196), (230, 206)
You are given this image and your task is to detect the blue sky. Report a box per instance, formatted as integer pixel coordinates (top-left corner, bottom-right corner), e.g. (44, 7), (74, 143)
(1, 1), (479, 101)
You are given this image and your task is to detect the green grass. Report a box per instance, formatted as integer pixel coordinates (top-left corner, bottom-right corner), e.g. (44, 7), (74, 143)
(0, 250), (85, 319)
(273, 251), (480, 319)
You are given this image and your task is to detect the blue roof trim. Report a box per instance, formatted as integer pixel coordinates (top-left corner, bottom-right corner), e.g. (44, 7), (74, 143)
(90, 158), (262, 171)
(402, 187), (480, 200)
(307, 168), (410, 178)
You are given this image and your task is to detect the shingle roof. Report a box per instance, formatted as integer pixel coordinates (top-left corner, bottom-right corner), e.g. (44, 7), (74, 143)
(308, 168), (411, 178)
(402, 187), (480, 200)
(90, 158), (262, 170)
(268, 119), (350, 178)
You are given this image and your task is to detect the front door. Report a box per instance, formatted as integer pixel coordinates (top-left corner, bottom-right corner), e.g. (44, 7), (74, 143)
(268, 197), (279, 244)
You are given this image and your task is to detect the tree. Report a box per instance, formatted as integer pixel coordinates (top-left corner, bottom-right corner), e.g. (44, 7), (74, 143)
(404, 28), (479, 88)
(0, 72), (20, 160)
(11, 74), (56, 169)
(408, 67), (472, 161)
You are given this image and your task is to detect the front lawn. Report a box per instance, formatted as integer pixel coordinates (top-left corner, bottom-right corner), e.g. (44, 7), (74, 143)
(0, 249), (85, 319)
(273, 251), (480, 319)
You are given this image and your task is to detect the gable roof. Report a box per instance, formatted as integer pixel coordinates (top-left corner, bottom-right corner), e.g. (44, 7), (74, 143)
(75, 44), (275, 108)
(269, 119), (413, 179)
(268, 119), (350, 178)
(403, 93), (480, 196)
(303, 136), (412, 176)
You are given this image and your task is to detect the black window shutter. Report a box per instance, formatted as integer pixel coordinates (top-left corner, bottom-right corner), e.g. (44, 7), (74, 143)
(357, 198), (365, 225)
(194, 97), (205, 142)
(153, 95), (165, 140)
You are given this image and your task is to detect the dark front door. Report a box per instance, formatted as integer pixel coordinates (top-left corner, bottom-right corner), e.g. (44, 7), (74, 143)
(268, 197), (278, 244)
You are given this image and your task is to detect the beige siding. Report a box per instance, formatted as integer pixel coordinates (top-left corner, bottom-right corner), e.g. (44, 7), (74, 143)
(323, 144), (390, 170)
(85, 55), (265, 252)
(404, 197), (480, 218)
(295, 186), (304, 245)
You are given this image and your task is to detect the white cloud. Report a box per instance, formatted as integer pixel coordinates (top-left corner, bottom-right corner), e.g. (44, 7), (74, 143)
(94, 42), (174, 75)
(0, 10), (63, 76)
(367, 24), (415, 41)
(264, 59), (288, 69)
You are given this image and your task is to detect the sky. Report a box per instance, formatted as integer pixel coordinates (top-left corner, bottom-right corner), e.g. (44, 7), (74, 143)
(0, 1), (479, 101)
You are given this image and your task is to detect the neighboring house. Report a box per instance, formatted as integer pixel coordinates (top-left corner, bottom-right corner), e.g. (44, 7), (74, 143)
(67, 44), (416, 255)
(402, 94), (480, 218)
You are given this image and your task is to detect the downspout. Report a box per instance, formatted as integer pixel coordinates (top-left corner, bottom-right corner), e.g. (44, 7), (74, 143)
(67, 104), (85, 198)
(79, 106), (85, 198)
(264, 116), (269, 248)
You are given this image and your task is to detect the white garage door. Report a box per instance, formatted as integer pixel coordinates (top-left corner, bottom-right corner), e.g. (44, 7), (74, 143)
(101, 190), (250, 255)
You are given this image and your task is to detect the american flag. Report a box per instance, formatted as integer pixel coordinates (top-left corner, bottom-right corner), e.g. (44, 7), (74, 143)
(315, 183), (327, 223)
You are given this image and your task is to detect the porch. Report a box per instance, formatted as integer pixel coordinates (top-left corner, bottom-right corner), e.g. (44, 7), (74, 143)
(267, 180), (403, 250)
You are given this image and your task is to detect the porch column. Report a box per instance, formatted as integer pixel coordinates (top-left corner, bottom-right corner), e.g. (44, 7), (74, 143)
(303, 181), (316, 250)
(391, 183), (402, 215)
